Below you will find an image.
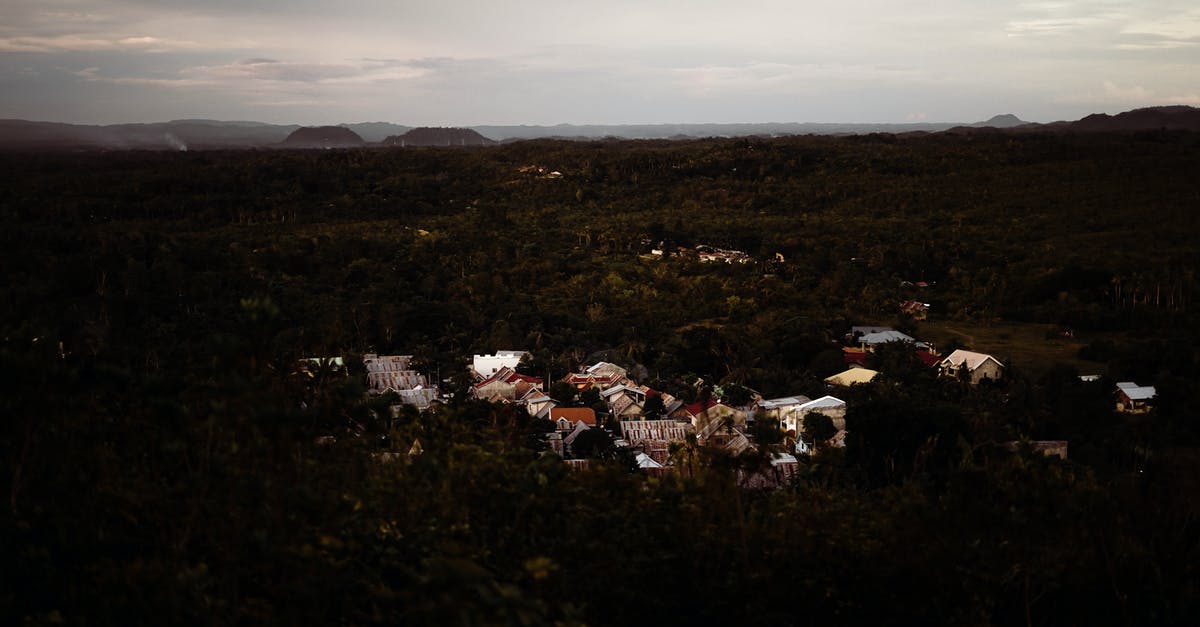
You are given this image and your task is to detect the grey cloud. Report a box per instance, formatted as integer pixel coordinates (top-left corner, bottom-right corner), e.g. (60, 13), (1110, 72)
(1116, 31), (1200, 49)
(193, 60), (362, 82)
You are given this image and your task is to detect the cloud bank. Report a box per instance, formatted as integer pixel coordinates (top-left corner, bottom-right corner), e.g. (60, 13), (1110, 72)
(1, 0), (1196, 124)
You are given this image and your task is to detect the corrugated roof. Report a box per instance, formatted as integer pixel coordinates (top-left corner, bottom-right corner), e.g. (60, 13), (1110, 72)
(758, 396), (810, 410)
(859, 330), (916, 345)
(1118, 384), (1156, 400)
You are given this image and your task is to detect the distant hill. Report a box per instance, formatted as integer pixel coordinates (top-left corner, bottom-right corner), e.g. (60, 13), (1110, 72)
(0, 119), (298, 151)
(281, 126), (365, 148)
(3, 106), (1199, 151)
(970, 114), (1029, 128)
(1070, 106), (1200, 132)
(948, 106), (1200, 135)
(468, 122), (961, 141)
(382, 127), (496, 147)
(340, 122), (412, 142)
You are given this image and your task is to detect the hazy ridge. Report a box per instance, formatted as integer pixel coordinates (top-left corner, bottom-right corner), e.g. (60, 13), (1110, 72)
(2, 106), (1198, 151)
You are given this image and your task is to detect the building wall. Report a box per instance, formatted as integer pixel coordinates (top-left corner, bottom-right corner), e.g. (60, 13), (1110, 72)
(695, 405), (747, 430)
(790, 404), (846, 434)
(760, 404), (803, 428)
(1116, 394), (1152, 414)
(970, 360), (1003, 384)
(473, 352), (526, 377)
(473, 380), (516, 401)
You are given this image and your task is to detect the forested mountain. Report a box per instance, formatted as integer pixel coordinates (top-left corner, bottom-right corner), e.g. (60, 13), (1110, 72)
(0, 118), (301, 151)
(382, 126), (496, 146)
(2, 131), (1198, 625)
(281, 126), (366, 148)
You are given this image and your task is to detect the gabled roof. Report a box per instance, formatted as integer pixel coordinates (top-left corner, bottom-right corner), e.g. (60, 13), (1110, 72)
(585, 361), (626, 375)
(800, 395), (846, 412)
(683, 398), (720, 417)
(550, 407), (598, 426)
(563, 421), (591, 447)
(635, 452), (663, 469)
(473, 366), (544, 389)
(1116, 382), (1156, 400)
(757, 396), (811, 410)
(662, 399), (685, 416)
(520, 388), (552, 404)
(600, 384), (645, 399)
(940, 349), (1003, 371)
(824, 368), (879, 386)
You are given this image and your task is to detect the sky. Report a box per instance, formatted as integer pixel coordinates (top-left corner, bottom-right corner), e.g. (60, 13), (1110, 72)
(1, 0), (1198, 126)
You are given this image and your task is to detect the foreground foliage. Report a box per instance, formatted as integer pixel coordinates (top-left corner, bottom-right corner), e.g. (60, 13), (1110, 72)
(2, 133), (1199, 625)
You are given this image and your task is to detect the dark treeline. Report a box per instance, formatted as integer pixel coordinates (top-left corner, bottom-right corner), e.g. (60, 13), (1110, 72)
(1, 133), (1199, 625)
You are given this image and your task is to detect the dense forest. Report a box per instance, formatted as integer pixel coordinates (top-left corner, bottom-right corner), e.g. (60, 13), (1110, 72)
(2, 132), (1198, 625)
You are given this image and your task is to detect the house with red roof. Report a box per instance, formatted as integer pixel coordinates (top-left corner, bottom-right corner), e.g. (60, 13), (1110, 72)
(470, 366), (544, 402)
(899, 300), (930, 320)
(550, 407), (599, 430)
(673, 398), (747, 432)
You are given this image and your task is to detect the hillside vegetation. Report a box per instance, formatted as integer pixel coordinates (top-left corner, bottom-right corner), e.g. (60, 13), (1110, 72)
(1, 132), (1198, 625)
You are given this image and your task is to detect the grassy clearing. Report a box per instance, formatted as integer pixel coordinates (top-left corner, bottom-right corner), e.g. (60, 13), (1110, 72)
(917, 319), (1106, 375)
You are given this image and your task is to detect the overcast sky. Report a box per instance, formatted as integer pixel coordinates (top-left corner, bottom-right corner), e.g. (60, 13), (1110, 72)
(1, 1), (1197, 125)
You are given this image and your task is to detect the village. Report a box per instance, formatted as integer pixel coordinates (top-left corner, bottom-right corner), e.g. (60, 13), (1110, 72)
(302, 322), (1153, 487)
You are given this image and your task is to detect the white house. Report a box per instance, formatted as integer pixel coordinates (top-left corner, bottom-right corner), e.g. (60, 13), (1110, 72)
(756, 396), (811, 430)
(790, 395), (847, 453)
(939, 349), (1004, 384)
(472, 351), (529, 378)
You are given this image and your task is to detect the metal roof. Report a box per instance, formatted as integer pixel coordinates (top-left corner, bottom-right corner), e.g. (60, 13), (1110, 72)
(858, 330), (916, 345)
(800, 395), (846, 411)
(758, 396), (810, 410)
(941, 349), (1002, 370)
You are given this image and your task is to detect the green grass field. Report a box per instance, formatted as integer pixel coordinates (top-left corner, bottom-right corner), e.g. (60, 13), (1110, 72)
(917, 319), (1107, 376)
